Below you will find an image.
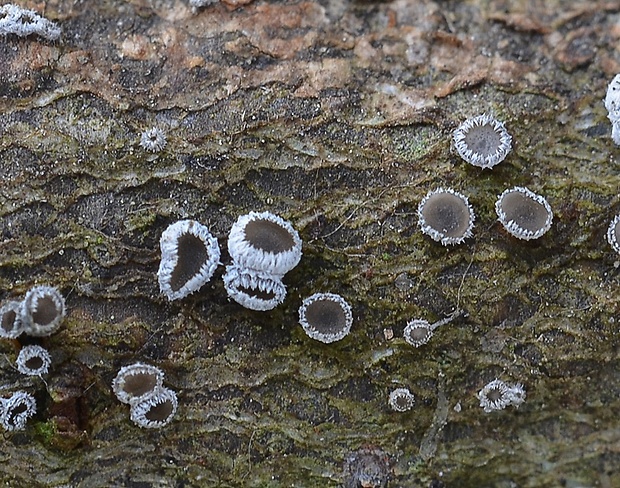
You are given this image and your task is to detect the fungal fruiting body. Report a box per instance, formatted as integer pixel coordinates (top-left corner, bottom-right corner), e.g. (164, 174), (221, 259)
(607, 214), (620, 254)
(495, 186), (553, 240)
(129, 387), (178, 429)
(158, 220), (221, 300)
(403, 319), (433, 347)
(605, 74), (620, 145)
(112, 363), (164, 405)
(0, 300), (24, 339)
(222, 265), (287, 311)
(298, 292), (353, 343)
(477, 379), (526, 413)
(225, 211), (302, 311)
(20, 285), (66, 337)
(139, 127), (167, 153)
(388, 388), (415, 412)
(417, 188), (475, 245)
(453, 114), (512, 169)
(113, 363), (178, 429)
(0, 4), (61, 40)
(16, 345), (51, 376)
(0, 391), (36, 431)
(228, 211), (302, 277)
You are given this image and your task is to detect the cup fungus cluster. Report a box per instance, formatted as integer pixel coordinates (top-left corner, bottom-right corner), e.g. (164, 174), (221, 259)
(477, 379), (526, 413)
(298, 292), (353, 343)
(0, 285), (66, 431)
(224, 211), (302, 311)
(112, 363), (178, 429)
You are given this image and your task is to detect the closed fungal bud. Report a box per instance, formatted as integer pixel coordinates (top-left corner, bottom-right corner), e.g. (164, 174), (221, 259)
(139, 127), (167, 152)
(112, 363), (164, 405)
(228, 211), (302, 277)
(607, 214), (620, 254)
(388, 387), (415, 412)
(453, 113), (512, 169)
(158, 220), (221, 301)
(403, 319), (433, 347)
(477, 379), (526, 413)
(20, 285), (65, 337)
(0, 391), (36, 431)
(129, 386), (178, 429)
(417, 188), (475, 246)
(16, 345), (51, 376)
(495, 186), (553, 240)
(298, 293), (353, 343)
(0, 300), (24, 339)
(223, 264), (287, 311)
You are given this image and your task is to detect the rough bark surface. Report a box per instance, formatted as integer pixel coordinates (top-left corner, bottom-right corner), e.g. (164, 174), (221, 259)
(0, 0), (619, 486)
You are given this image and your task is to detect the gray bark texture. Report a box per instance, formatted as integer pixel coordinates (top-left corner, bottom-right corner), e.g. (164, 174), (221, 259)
(0, 0), (619, 486)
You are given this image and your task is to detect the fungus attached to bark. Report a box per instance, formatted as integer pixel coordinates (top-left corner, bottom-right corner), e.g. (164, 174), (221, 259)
(139, 127), (167, 153)
(495, 186), (553, 240)
(222, 264), (286, 311)
(0, 300), (23, 339)
(607, 214), (620, 254)
(388, 388), (415, 412)
(129, 387), (178, 429)
(403, 319), (433, 347)
(0, 4), (61, 40)
(20, 285), (65, 337)
(417, 188), (475, 245)
(228, 211), (302, 277)
(158, 220), (221, 301)
(477, 379), (526, 413)
(0, 391), (36, 431)
(16, 345), (51, 376)
(298, 292), (353, 343)
(453, 114), (512, 169)
(112, 363), (164, 405)
(605, 74), (620, 145)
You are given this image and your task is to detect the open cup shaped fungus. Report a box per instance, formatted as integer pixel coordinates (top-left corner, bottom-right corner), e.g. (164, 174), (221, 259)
(477, 379), (526, 413)
(298, 292), (353, 343)
(130, 386), (178, 429)
(20, 285), (65, 337)
(388, 387), (415, 412)
(403, 319), (433, 347)
(222, 264), (286, 311)
(418, 188), (475, 246)
(453, 114), (512, 169)
(16, 345), (51, 376)
(0, 391), (36, 431)
(228, 211), (302, 277)
(0, 300), (24, 339)
(607, 214), (620, 254)
(112, 363), (165, 405)
(495, 186), (553, 240)
(158, 220), (221, 301)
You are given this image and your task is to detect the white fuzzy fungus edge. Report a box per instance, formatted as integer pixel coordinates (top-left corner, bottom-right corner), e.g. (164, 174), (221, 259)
(388, 387), (415, 412)
(298, 292), (353, 344)
(222, 265), (287, 311)
(112, 363), (165, 405)
(607, 214), (620, 255)
(453, 113), (512, 169)
(16, 345), (51, 376)
(0, 4), (61, 40)
(228, 211), (302, 277)
(417, 187), (475, 246)
(139, 127), (167, 153)
(158, 220), (221, 301)
(0, 391), (36, 431)
(495, 186), (553, 240)
(20, 285), (66, 337)
(477, 379), (526, 413)
(403, 319), (434, 347)
(129, 386), (178, 429)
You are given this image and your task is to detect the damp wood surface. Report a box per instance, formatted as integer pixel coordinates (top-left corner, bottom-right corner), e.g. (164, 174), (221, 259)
(0, 0), (619, 486)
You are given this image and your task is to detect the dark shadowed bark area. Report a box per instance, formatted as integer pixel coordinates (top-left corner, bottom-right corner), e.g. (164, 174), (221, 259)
(0, 0), (619, 486)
